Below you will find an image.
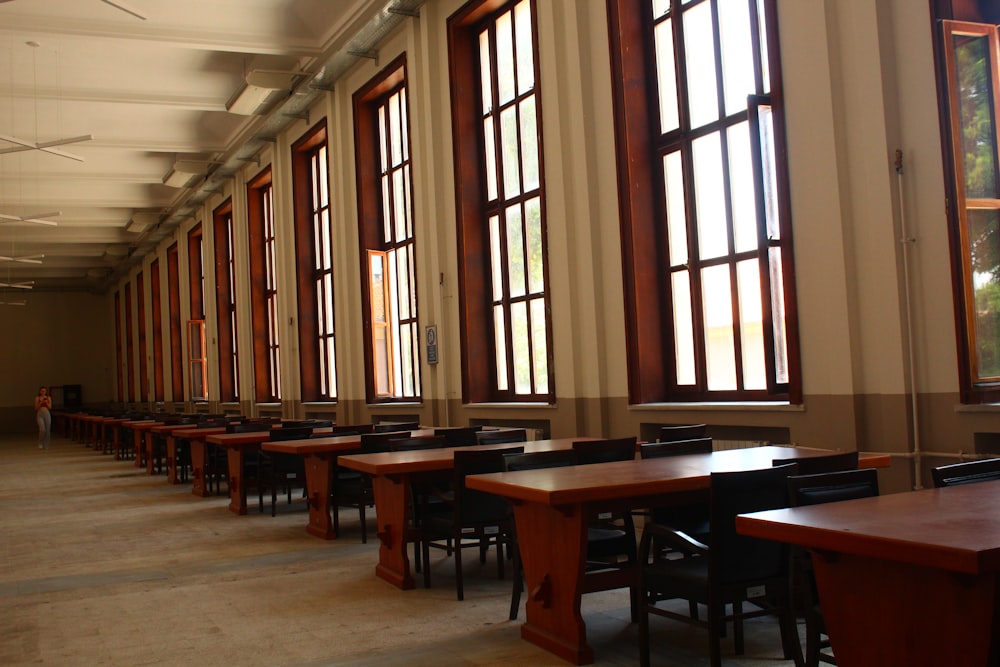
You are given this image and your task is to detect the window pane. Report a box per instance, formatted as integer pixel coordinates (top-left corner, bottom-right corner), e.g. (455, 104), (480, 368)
(954, 33), (1000, 199)
(381, 174), (392, 241)
(400, 323), (415, 397)
(514, 0), (534, 95)
(737, 259), (766, 390)
(375, 325), (390, 395)
(400, 89), (410, 162)
(393, 169), (407, 241)
(326, 337), (337, 398)
(494, 304), (509, 391)
(652, 0), (670, 19)
(510, 300), (530, 394)
(683, 1), (718, 128)
(484, 116), (498, 201)
(371, 254), (386, 323)
(728, 121), (757, 253)
(496, 10), (515, 106)
(480, 30), (493, 114)
(403, 166), (413, 239)
(693, 132), (728, 259)
(702, 264), (737, 391)
(719, 0), (754, 116)
(654, 18), (679, 134)
(969, 208), (1000, 378)
(530, 297), (549, 395)
(520, 96), (539, 192)
(757, 104), (781, 241)
(769, 246), (789, 384)
(664, 150), (688, 265)
(397, 246), (411, 320)
(757, 0), (770, 92)
(672, 271), (695, 385)
(507, 206), (526, 298)
(525, 197), (544, 294)
(490, 215), (504, 300)
(501, 105), (522, 197)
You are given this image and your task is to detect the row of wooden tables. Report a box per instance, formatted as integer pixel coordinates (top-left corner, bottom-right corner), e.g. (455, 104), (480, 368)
(57, 412), (995, 666)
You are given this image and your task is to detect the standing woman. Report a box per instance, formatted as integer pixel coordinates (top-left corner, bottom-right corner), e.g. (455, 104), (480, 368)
(34, 386), (52, 449)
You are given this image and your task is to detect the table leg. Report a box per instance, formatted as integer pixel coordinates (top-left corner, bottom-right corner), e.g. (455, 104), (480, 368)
(513, 502), (592, 665)
(133, 431), (144, 467)
(166, 436), (179, 484)
(303, 454), (336, 539)
(227, 447), (248, 515)
(812, 552), (999, 667)
(190, 440), (209, 497)
(146, 435), (156, 474)
(370, 474), (415, 590)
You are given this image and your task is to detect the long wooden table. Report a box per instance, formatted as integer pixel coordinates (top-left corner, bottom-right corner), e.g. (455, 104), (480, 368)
(464, 446), (890, 665)
(736, 480), (1000, 667)
(338, 438), (599, 592)
(174, 427), (229, 497)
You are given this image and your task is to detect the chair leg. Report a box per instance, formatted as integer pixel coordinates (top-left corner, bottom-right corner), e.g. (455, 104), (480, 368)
(359, 503), (367, 544)
(422, 536), (432, 589)
(638, 595), (651, 667)
(455, 535), (464, 601)
(734, 599), (745, 655)
(707, 599), (724, 667)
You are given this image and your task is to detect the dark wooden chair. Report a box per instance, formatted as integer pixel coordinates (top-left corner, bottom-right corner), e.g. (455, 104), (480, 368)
(931, 457), (1000, 488)
(773, 451), (859, 476)
(419, 446), (524, 599)
(638, 464), (802, 667)
(434, 426), (482, 447)
(476, 428), (528, 445)
(502, 449), (580, 619)
(640, 437), (713, 458)
(388, 436), (446, 451)
(329, 432), (408, 542)
(257, 426), (314, 516)
(787, 468), (880, 666)
(659, 423), (708, 442)
(374, 421), (420, 433)
(572, 436), (640, 621)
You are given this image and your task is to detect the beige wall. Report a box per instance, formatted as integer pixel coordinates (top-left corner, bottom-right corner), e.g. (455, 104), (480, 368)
(0, 291), (114, 432)
(98, 0), (998, 493)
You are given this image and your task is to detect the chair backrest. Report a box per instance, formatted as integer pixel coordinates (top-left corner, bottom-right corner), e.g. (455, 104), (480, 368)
(374, 421), (420, 433)
(388, 436), (446, 451)
(709, 463), (798, 585)
(502, 449), (578, 471)
(640, 437), (713, 459)
(435, 426), (483, 448)
(659, 424), (708, 442)
(454, 446), (525, 523)
(773, 451), (858, 476)
(572, 437), (638, 465)
(227, 422), (274, 433)
(787, 468), (879, 507)
(328, 423), (375, 435)
(476, 428), (528, 445)
(360, 431), (411, 453)
(931, 457), (1000, 488)
(267, 426), (315, 442)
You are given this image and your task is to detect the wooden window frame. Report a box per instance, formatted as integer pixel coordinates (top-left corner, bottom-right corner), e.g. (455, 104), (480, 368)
(248, 168), (281, 403)
(114, 290), (124, 402)
(606, 0), (801, 404)
(448, 0), (555, 403)
(136, 270), (148, 402)
(150, 258), (164, 402)
(187, 224), (205, 320)
(213, 199), (239, 402)
(124, 281), (134, 403)
(188, 319), (208, 401)
(292, 119), (337, 402)
(167, 243), (184, 401)
(353, 54), (423, 403)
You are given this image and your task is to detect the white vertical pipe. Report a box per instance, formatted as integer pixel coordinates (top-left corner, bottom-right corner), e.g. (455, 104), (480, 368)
(896, 149), (922, 489)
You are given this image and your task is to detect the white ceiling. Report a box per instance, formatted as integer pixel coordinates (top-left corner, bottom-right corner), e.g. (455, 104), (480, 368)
(0, 0), (414, 296)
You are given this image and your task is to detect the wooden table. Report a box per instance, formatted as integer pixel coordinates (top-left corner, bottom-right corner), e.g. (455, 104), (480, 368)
(120, 420), (156, 465)
(176, 427), (229, 497)
(152, 423), (225, 484)
(338, 438), (598, 592)
(260, 435), (367, 539)
(736, 481), (1000, 667)
(465, 446), (890, 665)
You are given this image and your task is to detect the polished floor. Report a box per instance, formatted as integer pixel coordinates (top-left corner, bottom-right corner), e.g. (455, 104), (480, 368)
(0, 432), (801, 666)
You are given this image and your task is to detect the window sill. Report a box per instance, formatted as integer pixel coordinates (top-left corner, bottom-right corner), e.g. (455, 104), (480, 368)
(367, 401), (424, 408)
(463, 402), (557, 409)
(629, 401), (803, 413)
(954, 403), (1000, 413)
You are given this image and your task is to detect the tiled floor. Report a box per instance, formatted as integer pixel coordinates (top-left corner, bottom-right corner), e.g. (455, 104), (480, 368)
(0, 432), (802, 666)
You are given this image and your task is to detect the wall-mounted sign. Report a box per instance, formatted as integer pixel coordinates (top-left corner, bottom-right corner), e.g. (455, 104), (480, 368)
(426, 325), (438, 365)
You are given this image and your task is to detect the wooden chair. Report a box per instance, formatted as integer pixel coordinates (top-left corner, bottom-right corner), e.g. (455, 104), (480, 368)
(640, 437), (713, 458)
(258, 426), (314, 516)
(419, 446), (524, 599)
(773, 451), (859, 476)
(787, 468), (880, 666)
(659, 423), (708, 442)
(502, 449), (579, 619)
(931, 457), (1000, 488)
(638, 464), (802, 667)
(388, 436), (446, 451)
(374, 421), (419, 433)
(476, 428), (528, 445)
(434, 426), (482, 447)
(572, 437), (640, 621)
(329, 432), (406, 542)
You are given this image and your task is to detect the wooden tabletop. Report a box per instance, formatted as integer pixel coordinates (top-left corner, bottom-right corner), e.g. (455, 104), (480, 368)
(338, 437), (594, 476)
(467, 446), (890, 506)
(737, 480), (1000, 575)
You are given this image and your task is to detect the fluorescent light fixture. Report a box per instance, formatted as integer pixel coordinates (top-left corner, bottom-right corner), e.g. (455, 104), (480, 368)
(0, 280), (33, 289)
(226, 70), (298, 115)
(0, 254), (44, 264)
(125, 212), (159, 233)
(162, 161), (207, 188)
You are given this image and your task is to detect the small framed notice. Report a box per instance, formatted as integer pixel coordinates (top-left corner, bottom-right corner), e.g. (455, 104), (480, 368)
(425, 325), (439, 365)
